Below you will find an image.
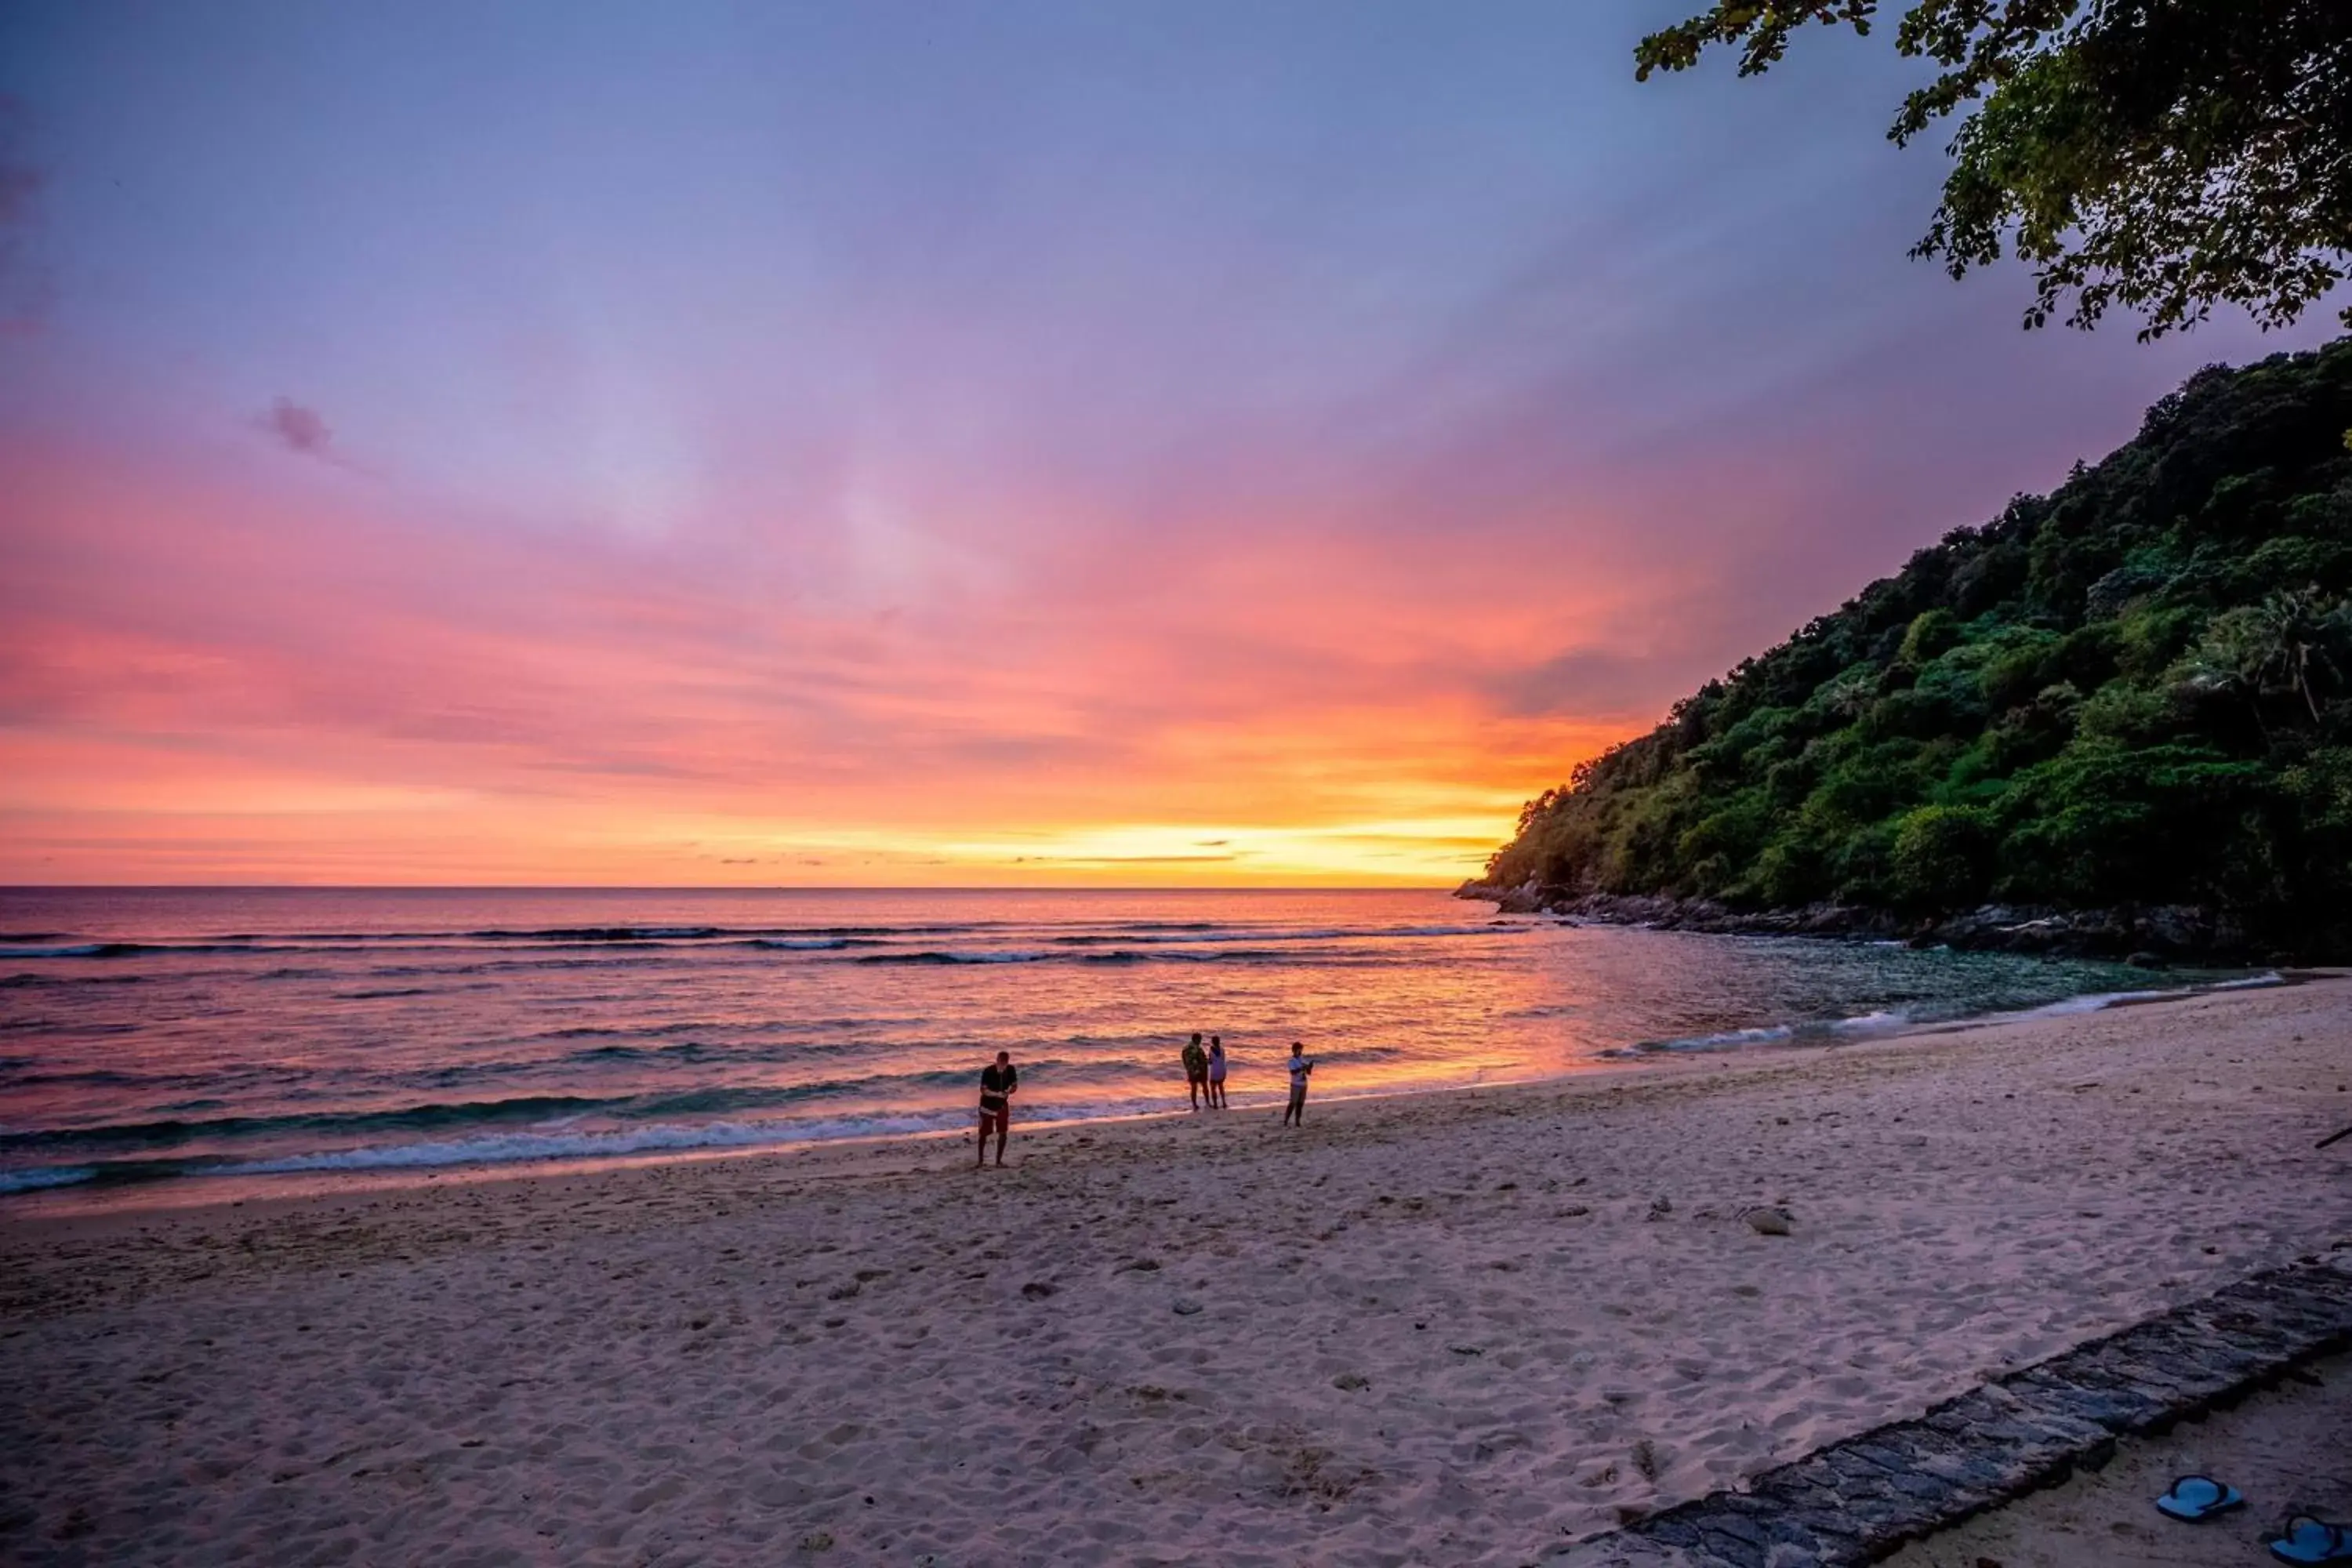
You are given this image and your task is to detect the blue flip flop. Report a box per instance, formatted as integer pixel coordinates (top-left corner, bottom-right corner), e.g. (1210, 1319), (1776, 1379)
(2155, 1474), (2243, 1521)
(2272, 1515), (2352, 1563)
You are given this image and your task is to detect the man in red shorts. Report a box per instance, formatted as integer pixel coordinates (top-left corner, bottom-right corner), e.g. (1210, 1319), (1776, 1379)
(977, 1050), (1018, 1167)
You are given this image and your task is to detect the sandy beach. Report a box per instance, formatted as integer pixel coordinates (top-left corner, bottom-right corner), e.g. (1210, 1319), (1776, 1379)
(5, 980), (2350, 1566)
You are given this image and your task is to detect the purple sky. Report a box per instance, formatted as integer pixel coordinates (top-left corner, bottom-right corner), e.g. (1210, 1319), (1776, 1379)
(0, 2), (2340, 883)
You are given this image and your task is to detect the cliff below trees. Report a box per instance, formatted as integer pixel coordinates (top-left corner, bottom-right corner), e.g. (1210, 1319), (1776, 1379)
(1465, 342), (2352, 963)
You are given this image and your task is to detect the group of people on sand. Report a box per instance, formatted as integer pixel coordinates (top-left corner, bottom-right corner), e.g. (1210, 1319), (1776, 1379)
(1176, 1033), (1313, 1125)
(1171, 1034), (1317, 1123)
(1179, 1033), (1228, 1109)
(972, 1034), (1317, 1167)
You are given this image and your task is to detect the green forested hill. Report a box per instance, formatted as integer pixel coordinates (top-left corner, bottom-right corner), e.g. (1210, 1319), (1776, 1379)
(1477, 341), (2352, 957)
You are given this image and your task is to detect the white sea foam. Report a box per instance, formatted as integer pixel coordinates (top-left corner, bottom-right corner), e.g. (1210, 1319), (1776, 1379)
(2004, 989), (2169, 1020)
(1829, 1009), (1911, 1033)
(863, 924), (1523, 964)
(217, 1115), (966, 1174)
(933, 949), (1047, 964)
(211, 1096), (1193, 1178)
(1617, 1023), (1798, 1055)
(1994, 971), (2285, 1023)
(1102, 923), (1526, 945)
(2205, 971), (2288, 992)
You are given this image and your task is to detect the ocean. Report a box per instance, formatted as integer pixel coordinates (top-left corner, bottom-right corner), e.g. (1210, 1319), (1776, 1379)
(0, 887), (2259, 1204)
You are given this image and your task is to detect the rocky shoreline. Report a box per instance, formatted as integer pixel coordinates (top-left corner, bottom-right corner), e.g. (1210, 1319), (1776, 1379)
(1453, 881), (2291, 967)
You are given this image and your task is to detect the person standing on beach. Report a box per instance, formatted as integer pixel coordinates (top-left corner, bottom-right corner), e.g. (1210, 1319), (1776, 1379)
(1181, 1033), (1210, 1110)
(1207, 1036), (1229, 1109)
(977, 1050), (1018, 1167)
(1281, 1041), (1313, 1127)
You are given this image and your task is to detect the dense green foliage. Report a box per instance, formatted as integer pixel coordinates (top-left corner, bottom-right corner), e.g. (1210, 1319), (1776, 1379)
(1635, 2), (2352, 339)
(1485, 343), (2352, 947)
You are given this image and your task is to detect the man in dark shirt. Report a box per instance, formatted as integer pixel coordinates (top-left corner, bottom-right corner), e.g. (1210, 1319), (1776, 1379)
(978, 1050), (1018, 1167)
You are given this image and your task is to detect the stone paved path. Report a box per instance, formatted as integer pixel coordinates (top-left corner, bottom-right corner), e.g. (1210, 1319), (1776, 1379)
(1559, 1255), (2352, 1567)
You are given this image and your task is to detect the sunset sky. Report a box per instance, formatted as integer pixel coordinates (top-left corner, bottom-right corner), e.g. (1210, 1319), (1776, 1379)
(0, 1), (2339, 886)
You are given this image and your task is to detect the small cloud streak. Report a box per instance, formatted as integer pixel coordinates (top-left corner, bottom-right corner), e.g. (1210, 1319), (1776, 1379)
(258, 397), (338, 461)
(0, 96), (49, 332)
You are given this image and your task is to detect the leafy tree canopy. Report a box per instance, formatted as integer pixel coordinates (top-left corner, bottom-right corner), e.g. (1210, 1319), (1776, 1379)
(1635, 2), (2352, 339)
(1479, 342), (2352, 952)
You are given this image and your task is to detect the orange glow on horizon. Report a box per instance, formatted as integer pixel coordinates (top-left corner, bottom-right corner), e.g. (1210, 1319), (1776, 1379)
(0, 434), (1655, 886)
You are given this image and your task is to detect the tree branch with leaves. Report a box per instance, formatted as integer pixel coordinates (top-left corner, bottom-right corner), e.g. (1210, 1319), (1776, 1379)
(1635, 2), (2352, 339)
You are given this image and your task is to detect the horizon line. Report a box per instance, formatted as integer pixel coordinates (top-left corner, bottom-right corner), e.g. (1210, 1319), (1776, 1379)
(0, 882), (1470, 893)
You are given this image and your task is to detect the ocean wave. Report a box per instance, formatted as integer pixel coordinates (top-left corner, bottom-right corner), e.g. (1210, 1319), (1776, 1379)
(143, 1094), (1182, 1181)
(0, 927), (963, 958)
(855, 944), (1399, 967)
(1828, 1009), (1911, 1033)
(1607, 1023), (1798, 1056)
(216, 1114), (965, 1174)
(1612, 1002), (1939, 1055)
(1046, 923), (1529, 948)
(532, 1018), (918, 1047)
(355, 954), (684, 980)
(1992, 973), (2283, 1021)
(1601, 971), (2285, 1058)
(2201, 972), (2288, 993)
(539, 1022), (709, 1040)
(479, 925), (728, 940)
(0, 972), (148, 989)
(1, 940), (369, 959)
(0, 1093), (628, 1154)
(0, 1062), (1065, 1156)
(0, 1086), (1258, 1192)
(0, 1066), (216, 1091)
(564, 1040), (727, 1066)
(0, 1165), (100, 1194)
(1077, 947), (1314, 964)
(0, 919), (1532, 964)
(855, 949), (1050, 965)
(455, 923), (993, 942)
